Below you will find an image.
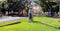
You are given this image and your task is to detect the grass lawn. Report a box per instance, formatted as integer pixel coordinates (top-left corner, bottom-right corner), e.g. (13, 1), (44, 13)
(0, 17), (60, 31)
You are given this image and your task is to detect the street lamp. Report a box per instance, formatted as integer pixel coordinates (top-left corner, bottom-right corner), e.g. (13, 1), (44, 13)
(29, 0), (35, 22)
(29, 7), (33, 22)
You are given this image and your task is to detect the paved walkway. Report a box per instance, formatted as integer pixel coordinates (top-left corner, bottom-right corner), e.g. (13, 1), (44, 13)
(0, 16), (26, 22)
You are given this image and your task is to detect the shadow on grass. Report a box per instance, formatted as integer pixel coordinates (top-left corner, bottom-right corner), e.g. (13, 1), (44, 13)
(33, 21), (60, 29)
(0, 22), (21, 27)
(46, 16), (60, 19)
(33, 21), (40, 24)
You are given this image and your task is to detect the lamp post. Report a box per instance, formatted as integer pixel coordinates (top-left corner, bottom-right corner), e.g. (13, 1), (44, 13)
(29, 1), (34, 22)
(29, 7), (33, 22)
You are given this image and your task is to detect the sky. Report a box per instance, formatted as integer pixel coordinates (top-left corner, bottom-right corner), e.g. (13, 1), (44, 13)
(0, 0), (6, 1)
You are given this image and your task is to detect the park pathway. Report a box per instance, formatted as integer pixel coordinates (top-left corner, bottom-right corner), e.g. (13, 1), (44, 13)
(0, 16), (26, 22)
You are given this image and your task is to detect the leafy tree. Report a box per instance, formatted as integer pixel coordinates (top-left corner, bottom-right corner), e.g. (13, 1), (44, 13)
(7, 0), (30, 16)
(34, 0), (59, 16)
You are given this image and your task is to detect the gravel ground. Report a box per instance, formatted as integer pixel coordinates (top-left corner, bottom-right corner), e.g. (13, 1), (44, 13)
(0, 16), (26, 22)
